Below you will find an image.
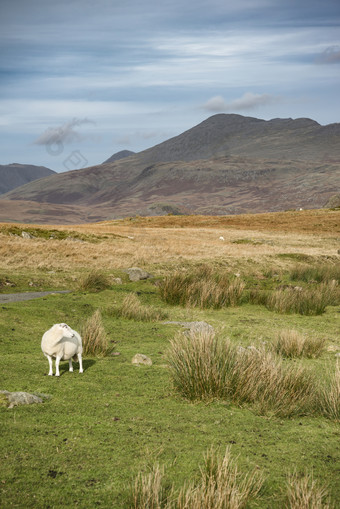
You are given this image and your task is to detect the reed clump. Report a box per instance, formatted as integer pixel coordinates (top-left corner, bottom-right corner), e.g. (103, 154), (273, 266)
(160, 265), (245, 309)
(81, 309), (109, 356)
(132, 447), (264, 509)
(273, 329), (326, 358)
(113, 293), (168, 322)
(285, 471), (332, 509)
(167, 330), (317, 417)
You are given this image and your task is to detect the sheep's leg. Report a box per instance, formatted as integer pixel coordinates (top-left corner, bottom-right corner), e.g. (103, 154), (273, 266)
(55, 356), (61, 377)
(47, 355), (53, 376)
(69, 359), (73, 372)
(78, 354), (84, 373)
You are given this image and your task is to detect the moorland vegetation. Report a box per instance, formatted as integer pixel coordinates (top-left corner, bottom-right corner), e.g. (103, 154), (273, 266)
(0, 209), (339, 508)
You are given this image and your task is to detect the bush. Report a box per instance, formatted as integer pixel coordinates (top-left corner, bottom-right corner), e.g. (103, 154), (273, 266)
(273, 330), (326, 358)
(113, 293), (168, 322)
(79, 271), (111, 292)
(81, 309), (109, 356)
(285, 472), (331, 509)
(167, 330), (317, 417)
(160, 266), (245, 309)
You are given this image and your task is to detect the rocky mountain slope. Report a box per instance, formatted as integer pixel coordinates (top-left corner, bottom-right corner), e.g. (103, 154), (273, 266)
(0, 163), (55, 195)
(1, 114), (340, 223)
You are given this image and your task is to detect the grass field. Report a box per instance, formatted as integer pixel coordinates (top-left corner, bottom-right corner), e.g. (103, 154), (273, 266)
(0, 209), (339, 508)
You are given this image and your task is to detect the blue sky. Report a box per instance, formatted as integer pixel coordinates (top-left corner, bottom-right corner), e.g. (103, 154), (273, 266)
(0, 0), (339, 172)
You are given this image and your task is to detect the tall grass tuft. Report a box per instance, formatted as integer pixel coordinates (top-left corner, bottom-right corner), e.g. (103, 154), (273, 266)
(273, 329), (326, 358)
(266, 282), (340, 316)
(167, 330), (316, 417)
(290, 264), (340, 284)
(160, 265), (245, 309)
(318, 361), (340, 422)
(133, 464), (170, 509)
(285, 472), (332, 509)
(176, 447), (264, 509)
(132, 448), (263, 509)
(81, 309), (109, 356)
(79, 270), (111, 292)
(113, 293), (168, 322)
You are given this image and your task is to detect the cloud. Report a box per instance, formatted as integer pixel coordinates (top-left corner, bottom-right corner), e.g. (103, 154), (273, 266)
(315, 46), (340, 64)
(34, 117), (95, 146)
(203, 92), (279, 112)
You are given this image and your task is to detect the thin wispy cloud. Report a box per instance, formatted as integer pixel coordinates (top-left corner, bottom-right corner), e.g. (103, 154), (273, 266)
(203, 93), (280, 113)
(34, 118), (95, 146)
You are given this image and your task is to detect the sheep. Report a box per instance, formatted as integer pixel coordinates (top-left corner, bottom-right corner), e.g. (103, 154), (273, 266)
(41, 323), (83, 377)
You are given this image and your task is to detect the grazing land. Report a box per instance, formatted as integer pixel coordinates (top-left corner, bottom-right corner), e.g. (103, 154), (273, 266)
(0, 209), (339, 508)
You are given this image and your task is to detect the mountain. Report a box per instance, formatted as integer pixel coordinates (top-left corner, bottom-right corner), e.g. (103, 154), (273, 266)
(103, 150), (135, 164)
(0, 163), (55, 195)
(1, 114), (340, 223)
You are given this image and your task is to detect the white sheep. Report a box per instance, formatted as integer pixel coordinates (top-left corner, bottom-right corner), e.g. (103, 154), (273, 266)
(41, 323), (83, 377)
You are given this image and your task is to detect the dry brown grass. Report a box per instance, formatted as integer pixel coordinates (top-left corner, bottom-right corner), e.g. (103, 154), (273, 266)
(0, 210), (338, 279)
(273, 330), (326, 358)
(318, 361), (340, 421)
(132, 447), (264, 509)
(167, 330), (317, 417)
(113, 293), (168, 322)
(285, 472), (332, 509)
(81, 309), (109, 357)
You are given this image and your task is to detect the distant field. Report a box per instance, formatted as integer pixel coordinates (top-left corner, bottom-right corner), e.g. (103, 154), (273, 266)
(0, 209), (339, 508)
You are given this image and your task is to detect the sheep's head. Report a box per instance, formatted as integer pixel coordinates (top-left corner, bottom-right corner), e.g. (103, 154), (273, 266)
(57, 323), (75, 339)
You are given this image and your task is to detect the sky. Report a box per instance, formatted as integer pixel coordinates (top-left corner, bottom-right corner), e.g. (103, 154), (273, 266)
(0, 0), (340, 172)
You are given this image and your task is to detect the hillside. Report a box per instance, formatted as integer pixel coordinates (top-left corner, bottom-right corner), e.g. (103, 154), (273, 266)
(1, 114), (340, 223)
(0, 163), (55, 195)
(102, 150), (135, 164)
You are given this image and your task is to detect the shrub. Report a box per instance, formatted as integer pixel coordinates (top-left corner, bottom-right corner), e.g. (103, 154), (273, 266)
(81, 309), (109, 356)
(113, 293), (168, 322)
(79, 270), (111, 292)
(285, 472), (332, 509)
(160, 266), (245, 309)
(273, 330), (326, 358)
(167, 330), (316, 417)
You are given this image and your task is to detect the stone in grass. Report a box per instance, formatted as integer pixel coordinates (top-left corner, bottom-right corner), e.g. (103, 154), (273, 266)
(123, 267), (153, 282)
(131, 354), (152, 366)
(163, 321), (214, 335)
(0, 390), (50, 409)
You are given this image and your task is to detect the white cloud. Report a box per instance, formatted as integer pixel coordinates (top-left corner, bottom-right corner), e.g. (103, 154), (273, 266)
(203, 92), (280, 112)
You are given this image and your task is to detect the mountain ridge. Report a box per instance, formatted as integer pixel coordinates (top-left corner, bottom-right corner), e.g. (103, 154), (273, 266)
(1, 114), (340, 223)
(0, 163), (55, 195)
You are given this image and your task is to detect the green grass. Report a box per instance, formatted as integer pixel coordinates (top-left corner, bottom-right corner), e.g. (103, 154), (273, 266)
(0, 281), (339, 508)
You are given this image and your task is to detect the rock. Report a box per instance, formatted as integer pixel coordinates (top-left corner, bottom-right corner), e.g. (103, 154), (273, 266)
(131, 354), (152, 366)
(327, 345), (338, 352)
(163, 321), (215, 335)
(123, 267), (153, 281)
(112, 277), (123, 284)
(335, 352), (340, 358)
(0, 390), (49, 408)
(21, 231), (34, 239)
